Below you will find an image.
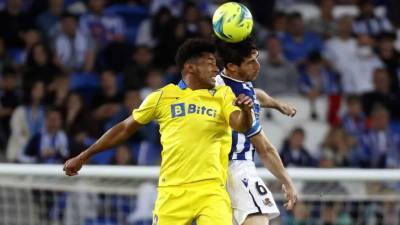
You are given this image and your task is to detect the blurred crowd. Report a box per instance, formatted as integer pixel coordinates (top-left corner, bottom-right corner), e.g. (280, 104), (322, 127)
(0, 0), (399, 171)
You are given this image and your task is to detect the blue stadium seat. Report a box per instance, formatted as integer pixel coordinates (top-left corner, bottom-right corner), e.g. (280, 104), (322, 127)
(7, 48), (25, 66)
(105, 5), (149, 44)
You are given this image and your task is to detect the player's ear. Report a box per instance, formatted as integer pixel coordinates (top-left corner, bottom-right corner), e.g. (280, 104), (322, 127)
(226, 62), (238, 73)
(183, 62), (196, 74)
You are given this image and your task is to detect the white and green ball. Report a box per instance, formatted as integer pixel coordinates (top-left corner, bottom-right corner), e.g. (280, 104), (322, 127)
(212, 2), (253, 43)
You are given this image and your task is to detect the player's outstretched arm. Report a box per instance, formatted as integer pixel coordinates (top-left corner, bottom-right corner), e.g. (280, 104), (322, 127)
(229, 94), (254, 133)
(251, 131), (298, 210)
(254, 88), (297, 117)
(63, 117), (143, 176)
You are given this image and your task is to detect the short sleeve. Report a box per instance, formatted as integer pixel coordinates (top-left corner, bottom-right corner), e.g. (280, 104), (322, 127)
(222, 87), (241, 124)
(132, 90), (162, 124)
(245, 118), (262, 138)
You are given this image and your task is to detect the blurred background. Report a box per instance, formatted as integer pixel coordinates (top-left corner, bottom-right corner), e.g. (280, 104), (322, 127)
(0, 0), (399, 224)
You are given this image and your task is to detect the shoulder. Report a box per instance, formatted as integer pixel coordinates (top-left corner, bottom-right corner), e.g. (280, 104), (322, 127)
(158, 84), (176, 93)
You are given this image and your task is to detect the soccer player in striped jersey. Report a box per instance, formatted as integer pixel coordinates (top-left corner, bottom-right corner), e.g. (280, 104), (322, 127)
(216, 38), (298, 225)
(63, 39), (255, 225)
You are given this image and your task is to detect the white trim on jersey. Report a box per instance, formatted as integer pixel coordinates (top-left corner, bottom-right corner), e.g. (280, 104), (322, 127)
(220, 71), (246, 83)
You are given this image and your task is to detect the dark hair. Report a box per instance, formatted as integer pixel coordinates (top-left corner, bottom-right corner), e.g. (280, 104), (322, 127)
(2, 66), (17, 77)
(61, 12), (78, 21)
(26, 42), (53, 67)
(346, 94), (361, 104)
(358, 0), (373, 7)
(287, 12), (303, 21)
(291, 127), (305, 136)
(45, 106), (63, 116)
(307, 51), (323, 64)
(216, 37), (257, 67)
(175, 38), (215, 71)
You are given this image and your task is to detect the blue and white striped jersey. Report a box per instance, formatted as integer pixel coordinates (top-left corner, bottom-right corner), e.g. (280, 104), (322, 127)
(216, 72), (262, 161)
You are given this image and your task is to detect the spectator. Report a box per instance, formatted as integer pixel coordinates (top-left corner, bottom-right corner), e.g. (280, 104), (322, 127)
(325, 16), (357, 75)
(307, 0), (336, 39)
(357, 106), (400, 168)
(19, 107), (69, 164)
(270, 11), (287, 38)
(6, 81), (46, 162)
(197, 16), (213, 41)
(139, 68), (165, 99)
(181, 2), (202, 38)
(283, 202), (310, 225)
(54, 12), (95, 73)
(0, 67), (21, 150)
(299, 52), (339, 101)
(319, 126), (357, 167)
(64, 92), (98, 157)
(0, 37), (12, 71)
(255, 35), (299, 96)
(0, 0), (34, 48)
(149, 0), (182, 17)
(280, 127), (317, 167)
(23, 42), (61, 91)
(353, 0), (393, 37)
(376, 32), (400, 94)
(281, 12), (324, 64)
(339, 34), (383, 94)
(341, 95), (367, 137)
(104, 89), (141, 135)
(152, 6), (193, 68)
(361, 68), (400, 119)
(36, 0), (64, 41)
(79, 0), (126, 49)
(91, 70), (123, 124)
(110, 144), (136, 165)
(5, 28), (42, 67)
(122, 45), (154, 89)
(320, 202), (353, 225)
(136, 6), (176, 48)
(45, 73), (70, 107)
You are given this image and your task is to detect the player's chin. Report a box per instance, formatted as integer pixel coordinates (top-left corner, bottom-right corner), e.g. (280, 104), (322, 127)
(209, 77), (216, 87)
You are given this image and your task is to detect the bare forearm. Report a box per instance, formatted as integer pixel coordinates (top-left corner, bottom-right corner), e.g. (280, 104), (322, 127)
(232, 109), (253, 133)
(79, 118), (140, 161)
(252, 133), (293, 187)
(261, 146), (293, 187)
(255, 88), (279, 109)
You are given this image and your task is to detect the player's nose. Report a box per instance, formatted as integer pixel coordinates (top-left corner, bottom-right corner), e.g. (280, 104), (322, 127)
(212, 65), (219, 74)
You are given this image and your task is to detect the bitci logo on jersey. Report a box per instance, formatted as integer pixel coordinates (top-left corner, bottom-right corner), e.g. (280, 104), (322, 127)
(171, 103), (217, 118)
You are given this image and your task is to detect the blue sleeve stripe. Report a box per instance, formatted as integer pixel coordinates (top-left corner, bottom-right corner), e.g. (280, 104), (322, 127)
(245, 120), (262, 138)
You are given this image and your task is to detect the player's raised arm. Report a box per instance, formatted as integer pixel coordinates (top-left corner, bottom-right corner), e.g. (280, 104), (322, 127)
(64, 90), (162, 176)
(229, 93), (254, 133)
(251, 132), (298, 210)
(255, 88), (297, 117)
(63, 117), (143, 176)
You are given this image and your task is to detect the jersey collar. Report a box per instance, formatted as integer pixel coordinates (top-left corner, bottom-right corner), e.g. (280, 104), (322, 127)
(178, 79), (187, 90)
(220, 70), (246, 83)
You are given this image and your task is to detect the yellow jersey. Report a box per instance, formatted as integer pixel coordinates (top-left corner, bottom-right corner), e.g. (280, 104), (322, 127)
(132, 80), (240, 187)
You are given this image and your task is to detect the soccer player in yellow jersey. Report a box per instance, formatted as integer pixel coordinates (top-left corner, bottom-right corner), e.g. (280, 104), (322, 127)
(63, 39), (255, 225)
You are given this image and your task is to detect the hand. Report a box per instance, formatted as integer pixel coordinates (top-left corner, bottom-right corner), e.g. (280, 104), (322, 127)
(282, 184), (298, 210)
(234, 94), (253, 111)
(63, 154), (87, 176)
(277, 102), (297, 117)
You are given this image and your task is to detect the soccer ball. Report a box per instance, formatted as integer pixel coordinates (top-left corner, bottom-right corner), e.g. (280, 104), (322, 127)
(212, 2), (253, 43)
